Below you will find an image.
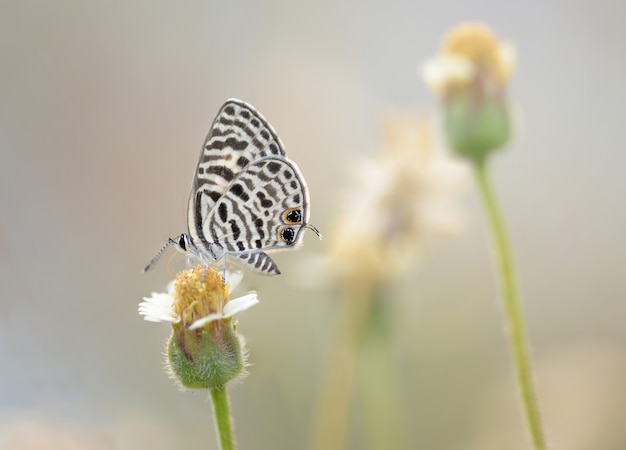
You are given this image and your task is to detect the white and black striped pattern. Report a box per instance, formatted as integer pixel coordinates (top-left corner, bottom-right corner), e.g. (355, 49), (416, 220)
(181, 98), (316, 275)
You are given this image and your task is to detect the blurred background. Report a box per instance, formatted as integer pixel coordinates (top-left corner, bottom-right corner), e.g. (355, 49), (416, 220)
(1, 1), (625, 449)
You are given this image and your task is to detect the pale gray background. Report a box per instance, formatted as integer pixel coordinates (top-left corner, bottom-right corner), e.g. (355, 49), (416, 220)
(1, 1), (625, 449)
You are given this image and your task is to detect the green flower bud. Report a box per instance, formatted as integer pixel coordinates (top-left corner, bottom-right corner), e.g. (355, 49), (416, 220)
(422, 23), (516, 164)
(167, 322), (244, 390)
(443, 90), (512, 162)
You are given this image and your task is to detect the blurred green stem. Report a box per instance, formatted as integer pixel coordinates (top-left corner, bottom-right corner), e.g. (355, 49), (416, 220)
(312, 285), (407, 450)
(474, 161), (547, 450)
(210, 386), (235, 450)
(312, 285), (369, 450)
(359, 294), (408, 450)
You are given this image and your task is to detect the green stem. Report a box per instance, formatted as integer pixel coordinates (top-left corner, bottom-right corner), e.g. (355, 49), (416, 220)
(359, 294), (408, 450)
(210, 386), (236, 450)
(311, 284), (371, 450)
(474, 161), (547, 450)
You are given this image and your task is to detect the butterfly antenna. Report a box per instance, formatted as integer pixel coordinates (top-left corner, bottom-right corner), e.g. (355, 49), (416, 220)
(143, 240), (174, 273)
(306, 224), (323, 240)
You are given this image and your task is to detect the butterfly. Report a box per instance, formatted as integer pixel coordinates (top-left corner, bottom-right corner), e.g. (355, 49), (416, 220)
(144, 98), (321, 275)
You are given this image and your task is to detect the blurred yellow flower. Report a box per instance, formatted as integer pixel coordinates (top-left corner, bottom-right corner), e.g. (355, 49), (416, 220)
(327, 113), (469, 287)
(422, 22), (516, 95)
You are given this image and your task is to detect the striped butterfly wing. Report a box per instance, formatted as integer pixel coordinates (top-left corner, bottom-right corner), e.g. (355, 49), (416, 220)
(202, 157), (311, 275)
(188, 99), (312, 275)
(188, 99), (286, 251)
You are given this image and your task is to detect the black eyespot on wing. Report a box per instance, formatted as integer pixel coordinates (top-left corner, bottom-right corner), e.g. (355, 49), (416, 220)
(293, 194), (300, 204)
(286, 209), (302, 223)
(283, 170), (292, 179)
(224, 105), (235, 115)
(281, 227), (295, 244)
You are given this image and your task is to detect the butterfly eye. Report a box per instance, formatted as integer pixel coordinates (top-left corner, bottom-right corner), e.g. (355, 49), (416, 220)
(283, 208), (302, 224)
(178, 235), (188, 251)
(279, 226), (296, 245)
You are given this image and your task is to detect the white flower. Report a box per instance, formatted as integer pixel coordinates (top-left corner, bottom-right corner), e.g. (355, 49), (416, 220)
(421, 23), (516, 95)
(327, 113), (469, 284)
(139, 269), (257, 329)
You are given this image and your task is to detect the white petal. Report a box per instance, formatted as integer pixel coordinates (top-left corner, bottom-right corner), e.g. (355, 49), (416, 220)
(421, 55), (474, 92)
(498, 41), (516, 81)
(142, 314), (180, 323)
(189, 313), (224, 330)
(141, 292), (173, 307)
(223, 292), (259, 318)
(139, 292), (179, 323)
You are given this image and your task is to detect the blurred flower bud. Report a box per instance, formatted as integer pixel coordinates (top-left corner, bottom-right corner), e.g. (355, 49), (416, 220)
(422, 23), (516, 163)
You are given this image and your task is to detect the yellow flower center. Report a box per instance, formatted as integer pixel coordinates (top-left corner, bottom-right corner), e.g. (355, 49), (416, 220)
(172, 265), (229, 329)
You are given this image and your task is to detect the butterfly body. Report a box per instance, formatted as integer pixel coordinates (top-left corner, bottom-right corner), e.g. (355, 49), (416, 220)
(144, 99), (319, 275)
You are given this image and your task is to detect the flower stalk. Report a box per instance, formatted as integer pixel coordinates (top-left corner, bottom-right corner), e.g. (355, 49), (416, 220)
(314, 114), (467, 449)
(475, 161), (546, 450)
(358, 292), (408, 450)
(423, 23), (547, 449)
(312, 284), (408, 450)
(211, 386), (236, 450)
(311, 285), (368, 450)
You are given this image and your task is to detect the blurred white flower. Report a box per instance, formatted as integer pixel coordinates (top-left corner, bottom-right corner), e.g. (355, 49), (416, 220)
(327, 113), (469, 286)
(421, 22), (516, 96)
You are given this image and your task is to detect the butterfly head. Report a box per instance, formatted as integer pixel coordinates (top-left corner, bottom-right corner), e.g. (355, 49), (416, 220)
(172, 233), (193, 253)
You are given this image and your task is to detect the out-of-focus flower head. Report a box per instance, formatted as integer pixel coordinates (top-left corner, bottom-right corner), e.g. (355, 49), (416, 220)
(327, 114), (469, 288)
(422, 23), (515, 162)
